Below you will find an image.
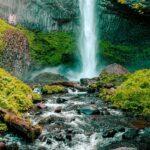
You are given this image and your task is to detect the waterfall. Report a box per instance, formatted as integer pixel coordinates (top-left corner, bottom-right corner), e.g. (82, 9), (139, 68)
(78, 0), (97, 78)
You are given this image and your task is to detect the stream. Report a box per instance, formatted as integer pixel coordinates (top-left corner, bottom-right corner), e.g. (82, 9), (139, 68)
(1, 89), (150, 150)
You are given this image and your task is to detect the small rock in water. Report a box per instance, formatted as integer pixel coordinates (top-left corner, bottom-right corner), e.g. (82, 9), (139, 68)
(56, 97), (67, 104)
(0, 142), (6, 150)
(55, 106), (62, 113)
(116, 127), (125, 132)
(54, 133), (65, 141)
(137, 128), (150, 143)
(101, 108), (110, 115)
(46, 138), (52, 145)
(102, 129), (117, 138)
(123, 128), (139, 140)
(6, 143), (19, 150)
(66, 134), (72, 141)
(78, 105), (100, 115)
(112, 147), (137, 150)
(33, 88), (42, 95)
(39, 135), (47, 142)
(66, 128), (73, 134)
(37, 146), (48, 150)
(80, 78), (90, 86)
(36, 103), (47, 109)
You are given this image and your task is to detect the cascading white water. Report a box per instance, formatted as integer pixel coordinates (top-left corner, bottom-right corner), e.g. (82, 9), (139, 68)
(79, 0), (97, 78)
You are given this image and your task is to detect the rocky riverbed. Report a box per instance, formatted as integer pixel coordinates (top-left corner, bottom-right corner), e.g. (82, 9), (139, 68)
(1, 88), (150, 150)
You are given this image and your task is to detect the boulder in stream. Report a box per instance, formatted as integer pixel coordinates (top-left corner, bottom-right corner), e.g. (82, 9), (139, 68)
(102, 128), (117, 138)
(112, 147), (137, 150)
(123, 128), (139, 140)
(78, 105), (100, 115)
(31, 72), (68, 83)
(101, 63), (129, 75)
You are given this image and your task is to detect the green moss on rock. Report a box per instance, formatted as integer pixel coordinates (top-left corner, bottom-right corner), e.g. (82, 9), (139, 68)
(0, 68), (35, 114)
(99, 40), (150, 68)
(32, 93), (42, 103)
(0, 19), (15, 54)
(98, 73), (128, 101)
(100, 69), (150, 116)
(19, 26), (76, 66)
(42, 85), (65, 94)
(111, 69), (150, 116)
(0, 123), (7, 133)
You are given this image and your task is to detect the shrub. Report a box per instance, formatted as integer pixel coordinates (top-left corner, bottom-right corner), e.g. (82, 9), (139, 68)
(32, 93), (42, 103)
(0, 68), (35, 114)
(0, 123), (8, 133)
(110, 70), (150, 116)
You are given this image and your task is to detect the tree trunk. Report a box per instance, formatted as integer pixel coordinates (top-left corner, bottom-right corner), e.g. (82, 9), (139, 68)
(0, 107), (42, 141)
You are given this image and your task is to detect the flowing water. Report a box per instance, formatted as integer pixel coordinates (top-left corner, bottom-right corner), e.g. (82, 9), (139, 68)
(2, 89), (145, 150)
(78, 0), (98, 79)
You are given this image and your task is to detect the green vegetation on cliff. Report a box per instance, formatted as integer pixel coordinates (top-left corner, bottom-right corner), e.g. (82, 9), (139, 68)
(0, 19), (15, 54)
(99, 69), (150, 116)
(0, 123), (8, 133)
(0, 19), (76, 67)
(19, 27), (76, 66)
(117, 0), (146, 14)
(0, 68), (41, 115)
(42, 85), (65, 94)
(100, 40), (150, 67)
(111, 70), (150, 116)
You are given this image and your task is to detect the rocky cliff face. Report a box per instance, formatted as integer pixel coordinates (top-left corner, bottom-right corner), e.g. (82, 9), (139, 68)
(97, 0), (150, 43)
(0, 0), (79, 31)
(0, 0), (150, 76)
(1, 29), (30, 79)
(97, 0), (150, 69)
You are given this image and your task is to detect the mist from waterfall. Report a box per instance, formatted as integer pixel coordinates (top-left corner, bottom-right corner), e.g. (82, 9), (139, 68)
(78, 0), (98, 79)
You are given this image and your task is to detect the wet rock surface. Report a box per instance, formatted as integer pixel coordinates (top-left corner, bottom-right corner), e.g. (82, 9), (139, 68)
(1, 89), (150, 150)
(31, 72), (68, 83)
(101, 63), (129, 75)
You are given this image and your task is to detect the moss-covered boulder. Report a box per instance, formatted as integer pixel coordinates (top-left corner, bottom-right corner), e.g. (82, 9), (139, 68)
(42, 85), (65, 94)
(0, 123), (7, 133)
(0, 19), (77, 78)
(0, 68), (40, 114)
(32, 72), (68, 83)
(99, 69), (150, 116)
(110, 69), (150, 116)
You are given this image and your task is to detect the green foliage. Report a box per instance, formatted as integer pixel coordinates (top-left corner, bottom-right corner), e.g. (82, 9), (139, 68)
(42, 85), (65, 94)
(109, 70), (150, 116)
(99, 40), (150, 66)
(0, 123), (7, 133)
(32, 93), (42, 103)
(100, 40), (136, 64)
(0, 68), (35, 115)
(98, 73), (128, 87)
(98, 73), (128, 100)
(117, 0), (146, 14)
(19, 26), (76, 66)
